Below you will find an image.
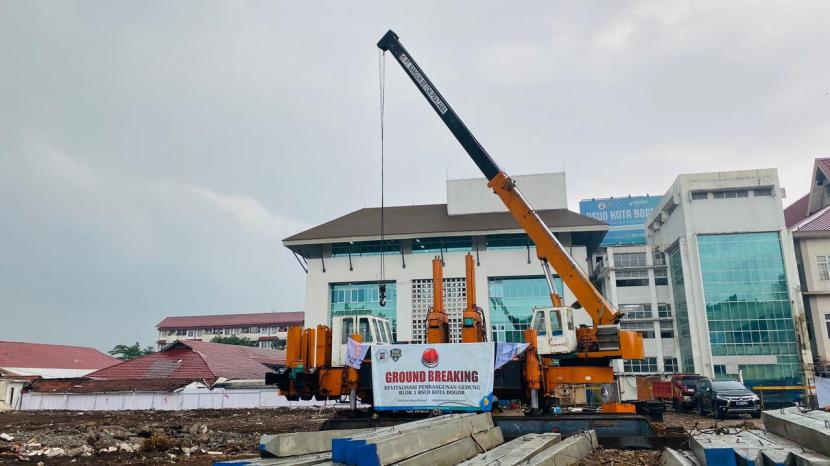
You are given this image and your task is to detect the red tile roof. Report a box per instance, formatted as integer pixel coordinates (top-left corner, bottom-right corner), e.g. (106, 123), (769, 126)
(29, 378), (197, 393)
(792, 205), (830, 233)
(0, 341), (119, 370)
(87, 340), (284, 382)
(785, 194), (810, 228)
(818, 158), (830, 178)
(157, 312), (304, 329)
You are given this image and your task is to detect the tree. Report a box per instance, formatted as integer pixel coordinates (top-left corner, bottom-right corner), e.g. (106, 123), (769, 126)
(109, 342), (154, 360)
(210, 335), (258, 347)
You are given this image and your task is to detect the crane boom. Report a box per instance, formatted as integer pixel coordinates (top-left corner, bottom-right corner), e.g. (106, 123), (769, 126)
(377, 30), (621, 326)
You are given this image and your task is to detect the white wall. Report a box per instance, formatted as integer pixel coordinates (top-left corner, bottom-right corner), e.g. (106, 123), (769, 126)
(646, 169), (813, 378)
(447, 173), (568, 215)
(304, 243), (591, 343)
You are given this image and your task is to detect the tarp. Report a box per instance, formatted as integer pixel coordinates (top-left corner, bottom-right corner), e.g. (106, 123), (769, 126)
(371, 342), (495, 412)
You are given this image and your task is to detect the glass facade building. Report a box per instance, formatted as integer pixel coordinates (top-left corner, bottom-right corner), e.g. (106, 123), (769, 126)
(668, 244), (696, 373)
(330, 282), (398, 339)
(697, 232), (801, 386)
(488, 276), (564, 342)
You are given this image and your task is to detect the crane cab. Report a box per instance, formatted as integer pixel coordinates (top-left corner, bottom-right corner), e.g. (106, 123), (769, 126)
(530, 307), (578, 355)
(331, 315), (394, 367)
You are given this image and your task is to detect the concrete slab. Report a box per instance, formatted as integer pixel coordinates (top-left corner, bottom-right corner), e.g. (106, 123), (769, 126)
(331, 414), (474, 463)
(525, 430), (599, 466)
(659, 448), (702, 466)
(353, 413), (494, 466)
(214, 451), (332, 465)
(458, 433), (561, 466)
(259, 428), (373, 457)
(689, 429), (830, 466)
(762, 408), (830, 457)
(392, 426), (504, 466)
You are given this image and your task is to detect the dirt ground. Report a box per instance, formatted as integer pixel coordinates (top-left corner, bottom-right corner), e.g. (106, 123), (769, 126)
(0, 407), (334, 465)
(0, 408), (765, 465)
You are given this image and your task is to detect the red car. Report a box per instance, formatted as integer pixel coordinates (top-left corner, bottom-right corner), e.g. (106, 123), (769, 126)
(671, 374), (707, 412)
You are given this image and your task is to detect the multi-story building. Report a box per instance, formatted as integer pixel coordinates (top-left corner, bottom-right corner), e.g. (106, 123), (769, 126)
(785, 158), (830, 372)
(283, 173), (608, 344)
(580, 196), (675, 400)
(156, 312), (304, 350)
(646, 169), (812, 400)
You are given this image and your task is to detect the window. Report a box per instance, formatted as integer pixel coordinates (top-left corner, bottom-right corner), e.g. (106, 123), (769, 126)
(624, 357), (658, 373)
(341, 318), (354, 344)
(653, 252), (666, 266)
(660, 320), (674, 338)
(412, 236), (472, 254)
(489, 276), (564, 342)
(714, 365), (727, 377)
(654, 267), (668, 286)
(691, 191), (708, 200)
(621, 321), (655, 339)
(616, 269), (649, 287)
(358, 317), (373, 343)
(614, 252), (647, 268)
(176, 329), (187, 336)
(657, 304), (672, 318)
(818, 256), (830, 280)
(754, 188), (773, 197)
(712, 190), (749, 199)
(331, 240), (400, 257)
(486, 234), (531, 250)
(664, 358), (678, 373)
(825, 314), (830, 337)
(330, 282), (397, 340)
(249, 327), (260, 334)
(620, 304), (652, 319)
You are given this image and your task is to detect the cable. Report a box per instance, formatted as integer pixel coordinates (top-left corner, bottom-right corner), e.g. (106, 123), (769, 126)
(378, 50), (387, 307)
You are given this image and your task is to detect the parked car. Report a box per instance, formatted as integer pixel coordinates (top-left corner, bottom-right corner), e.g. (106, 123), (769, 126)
(695, 378), (761, 419)
(671, 374), (707, 412)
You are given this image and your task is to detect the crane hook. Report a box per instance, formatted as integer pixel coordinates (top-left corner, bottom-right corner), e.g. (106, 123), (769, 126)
(379, 283), (387, 307)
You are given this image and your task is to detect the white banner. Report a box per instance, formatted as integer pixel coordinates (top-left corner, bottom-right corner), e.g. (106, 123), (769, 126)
(371, 342), (494, 412)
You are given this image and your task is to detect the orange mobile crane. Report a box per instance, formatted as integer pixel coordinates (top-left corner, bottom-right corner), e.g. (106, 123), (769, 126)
(269, 30), (643, 414)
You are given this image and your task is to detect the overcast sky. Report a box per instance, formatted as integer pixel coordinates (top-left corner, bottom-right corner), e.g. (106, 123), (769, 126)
(1, 1), (828, 352)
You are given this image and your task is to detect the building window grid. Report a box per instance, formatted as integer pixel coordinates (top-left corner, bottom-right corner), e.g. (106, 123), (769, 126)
(331, 240), (401, 257)
(664, 358), (679, 373)
(624, 357), (659, 373)
(620, 304), (653, 320)
(488, 276), (563, 343)
(620, 321), (655, 339)
(668, 245), (695, 373)
(712, 190), (749, 199)
(698, 233), (801, 387)
(486, 234), (531, 250)
(657, 303), (672, 318)
(411, 278), (467, 343)
(817, 256), (830, 281)
(614, 252), (648, 268)
(412, 236), (473, 254)
(330, 282), (398, 340)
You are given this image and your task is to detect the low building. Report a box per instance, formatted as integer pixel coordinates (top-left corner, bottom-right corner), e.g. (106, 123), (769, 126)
(785, 158), (830, 373)
(283, 173), (608, 345)
(646, 169), (812, 401)
(0, 341), (119, 410)
(22, 340), (289, 411)
(155, 311), (304, 350)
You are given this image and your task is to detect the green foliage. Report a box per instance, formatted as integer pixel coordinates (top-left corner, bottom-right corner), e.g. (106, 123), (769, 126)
(109, 342), (154, 360)
(210, 335), (258, 347)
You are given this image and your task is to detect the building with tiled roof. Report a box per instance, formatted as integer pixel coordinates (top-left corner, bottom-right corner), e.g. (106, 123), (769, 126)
(786, 158), (830, 370)
(284, 173), (609, 345)
(155, 311), (304, 350)
(0, 341), (119, 410)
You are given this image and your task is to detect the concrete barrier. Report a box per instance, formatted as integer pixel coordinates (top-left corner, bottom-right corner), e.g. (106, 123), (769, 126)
(659, 448), (701, 466)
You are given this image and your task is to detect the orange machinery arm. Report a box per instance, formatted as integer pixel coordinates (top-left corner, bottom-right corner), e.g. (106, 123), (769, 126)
(377, 30), (621, 326)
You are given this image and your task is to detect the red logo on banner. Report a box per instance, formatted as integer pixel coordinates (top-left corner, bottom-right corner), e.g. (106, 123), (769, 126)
(421, 348), (439, 368)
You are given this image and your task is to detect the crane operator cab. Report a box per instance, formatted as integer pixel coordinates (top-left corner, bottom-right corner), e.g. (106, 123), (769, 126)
(531, 307), (578, 355)
(331, 315), (394, 367)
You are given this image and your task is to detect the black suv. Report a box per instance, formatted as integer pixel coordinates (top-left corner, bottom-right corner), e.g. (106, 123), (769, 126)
(695, 378), (761, 419)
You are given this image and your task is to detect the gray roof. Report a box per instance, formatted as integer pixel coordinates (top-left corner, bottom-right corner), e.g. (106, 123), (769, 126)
(284, 204), (607, 250)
